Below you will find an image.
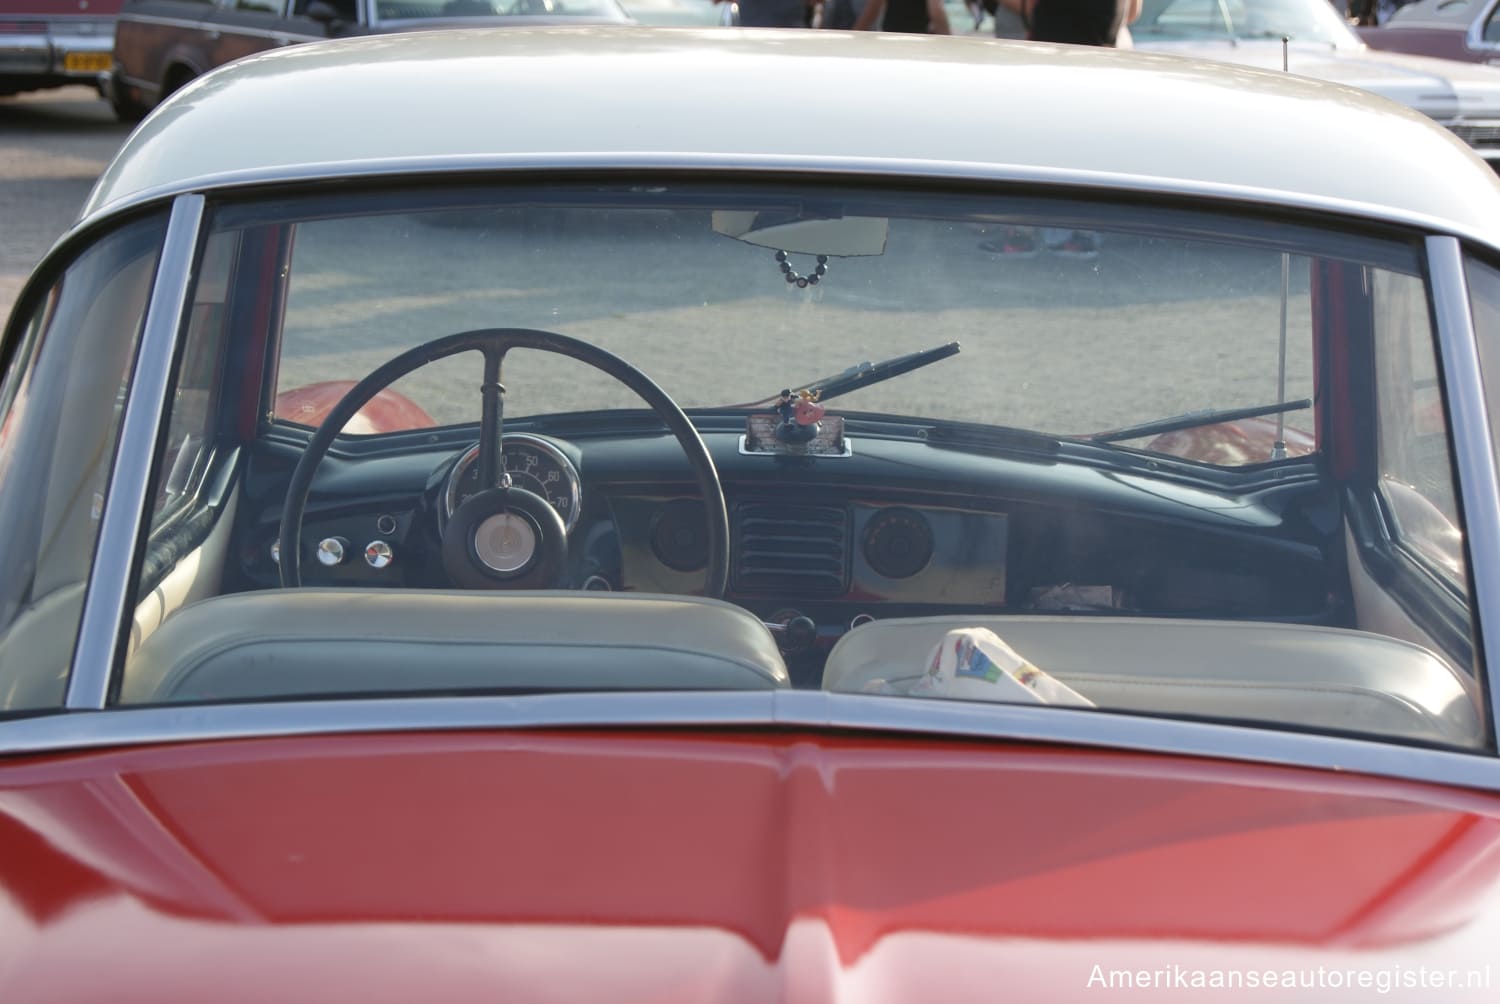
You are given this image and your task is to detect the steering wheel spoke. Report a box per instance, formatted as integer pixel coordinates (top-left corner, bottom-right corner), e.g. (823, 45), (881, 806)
(476, 344), (507, 492)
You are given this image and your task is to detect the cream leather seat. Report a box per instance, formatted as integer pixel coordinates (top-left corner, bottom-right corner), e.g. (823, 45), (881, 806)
(823, 615), (1485, 748)
(124, 589), (789, 704)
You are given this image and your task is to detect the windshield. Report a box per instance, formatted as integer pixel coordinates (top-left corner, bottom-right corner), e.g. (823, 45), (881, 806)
(272, 188), (1322, 464)
(1133, 0), (1359, 44)
(29, 179), (1475, 753)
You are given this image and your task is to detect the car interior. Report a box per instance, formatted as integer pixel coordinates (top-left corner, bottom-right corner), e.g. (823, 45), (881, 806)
(0, 180), (1486, 751)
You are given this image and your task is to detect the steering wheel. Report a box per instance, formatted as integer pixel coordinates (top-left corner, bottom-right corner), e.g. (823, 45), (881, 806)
(278, 328), (729, 596)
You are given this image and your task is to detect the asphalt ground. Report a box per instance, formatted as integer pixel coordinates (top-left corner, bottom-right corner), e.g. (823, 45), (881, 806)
(0, 87), (130, 321)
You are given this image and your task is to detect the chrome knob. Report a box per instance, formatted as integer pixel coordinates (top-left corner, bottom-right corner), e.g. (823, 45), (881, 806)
(365, 540), (394, 569)
(316, 537), (348, 567)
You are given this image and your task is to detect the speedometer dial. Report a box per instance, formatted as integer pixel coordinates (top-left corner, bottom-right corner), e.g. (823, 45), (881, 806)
(443, 434), (582, 533)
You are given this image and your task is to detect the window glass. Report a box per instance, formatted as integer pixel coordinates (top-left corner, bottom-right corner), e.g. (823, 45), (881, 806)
(0, 215), (166, 712)
(116, 185), (1488, 753)
(275, 205), (1318, 464)
(293, 0), (357, 16)
(150, 230), (235, 530)
(1135, 0), (1357, 44)
(1374, 269), (1466, 592)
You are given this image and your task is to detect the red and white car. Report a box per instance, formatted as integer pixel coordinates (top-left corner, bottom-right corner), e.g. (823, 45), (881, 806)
(3, 26), (1500, 1001)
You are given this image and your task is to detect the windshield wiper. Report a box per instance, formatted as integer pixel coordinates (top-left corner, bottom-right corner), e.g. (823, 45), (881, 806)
(727, 341), (961, 409)
(1089, 398), (1312, 444)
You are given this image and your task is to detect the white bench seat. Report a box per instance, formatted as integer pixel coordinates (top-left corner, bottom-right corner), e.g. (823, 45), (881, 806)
(822, 615), (1485, 749)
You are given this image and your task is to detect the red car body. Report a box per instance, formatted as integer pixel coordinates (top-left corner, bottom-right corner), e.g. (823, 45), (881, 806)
(9, 25), (1500, 1004)
(2, 730), (1497, 1001)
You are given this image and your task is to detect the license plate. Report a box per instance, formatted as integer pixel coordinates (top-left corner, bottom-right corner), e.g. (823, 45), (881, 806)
(63, 52), (111, 73)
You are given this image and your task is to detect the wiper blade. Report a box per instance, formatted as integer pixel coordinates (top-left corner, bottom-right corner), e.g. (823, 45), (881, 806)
(813, 341), (962, 402)
(727, 342), (961, 409)
(923, 420), (1061, 458)
(1090, 398), (1312, 444)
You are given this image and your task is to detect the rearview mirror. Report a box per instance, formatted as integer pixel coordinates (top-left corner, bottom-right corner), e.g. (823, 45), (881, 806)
(712, 211), (889, 257)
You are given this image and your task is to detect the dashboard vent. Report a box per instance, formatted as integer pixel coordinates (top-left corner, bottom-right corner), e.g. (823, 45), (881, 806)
(733, 503), (849, 595)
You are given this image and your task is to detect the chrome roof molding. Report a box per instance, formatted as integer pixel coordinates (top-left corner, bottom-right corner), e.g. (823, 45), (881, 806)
(5, 691), (1500, 797)
(71, 154), (1500, 261)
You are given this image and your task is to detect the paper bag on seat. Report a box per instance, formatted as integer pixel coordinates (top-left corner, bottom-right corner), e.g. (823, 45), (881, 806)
(908, 627), (1094, 707)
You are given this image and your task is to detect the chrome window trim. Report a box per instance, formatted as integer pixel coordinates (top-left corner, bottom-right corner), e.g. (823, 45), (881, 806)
(1465, 0), (1500, 50)
(1428, 235), (1500, 743)
(7, 691), (1500, 793)
(26, 198), (1499, 791)
(78, 154), (1500, 258)
(115, 12), (323, 43)
(66, 195), (206, 711)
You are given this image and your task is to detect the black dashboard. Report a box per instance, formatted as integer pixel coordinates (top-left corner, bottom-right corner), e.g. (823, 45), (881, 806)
(229, 416), (1345, 684)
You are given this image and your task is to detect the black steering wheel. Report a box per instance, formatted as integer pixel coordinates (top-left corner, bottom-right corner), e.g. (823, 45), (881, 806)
(278, 328), (729, 596)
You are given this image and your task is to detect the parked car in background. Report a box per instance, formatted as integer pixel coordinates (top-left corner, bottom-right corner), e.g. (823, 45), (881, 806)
(108, 0), (632, 121)
(7, 25), (1500, 1000)
(1130, 0), (1500, 166)
(617, 0), (730, 23)
(1358, 0), (1500, 64)
(0, 0), (120, 99)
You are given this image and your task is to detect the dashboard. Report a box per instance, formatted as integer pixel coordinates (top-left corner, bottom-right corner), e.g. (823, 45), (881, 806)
(230, 421), (1343, 683)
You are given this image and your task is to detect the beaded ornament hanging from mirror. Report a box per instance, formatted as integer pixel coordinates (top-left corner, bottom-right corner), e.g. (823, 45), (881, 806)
(775, 250), (829, 288)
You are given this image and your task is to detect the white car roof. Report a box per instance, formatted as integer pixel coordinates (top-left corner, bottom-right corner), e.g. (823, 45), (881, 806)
(83, 26), (1500, 238)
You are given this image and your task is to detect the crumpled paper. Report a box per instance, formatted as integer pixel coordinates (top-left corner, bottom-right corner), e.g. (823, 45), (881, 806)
(865, 627), (1093, 707)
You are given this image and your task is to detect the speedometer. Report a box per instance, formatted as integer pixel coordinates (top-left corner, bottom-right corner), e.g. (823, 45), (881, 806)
(443, 434), (582, 533)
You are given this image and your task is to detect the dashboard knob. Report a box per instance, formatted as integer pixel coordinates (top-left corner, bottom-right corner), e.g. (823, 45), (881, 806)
(365, 540), (394, 569)
(766, 610), (819, 653)
(269, 540), (280, 565)
(316, 537), (349, 567)
(785, 615), (817, 650)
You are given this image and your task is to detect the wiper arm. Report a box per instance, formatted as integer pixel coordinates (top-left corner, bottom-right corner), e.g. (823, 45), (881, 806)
(727, 342), (961, 409)
(812, 341), (962, 402)
(1090, 398), (1312, 444)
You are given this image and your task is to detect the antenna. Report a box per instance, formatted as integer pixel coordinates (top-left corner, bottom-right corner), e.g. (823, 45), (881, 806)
(1273, 36), (1290, 462)
(1273, 252), (1289, 461)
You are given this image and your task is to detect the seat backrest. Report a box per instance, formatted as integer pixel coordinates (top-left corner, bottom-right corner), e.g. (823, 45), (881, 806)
(823, 614), (1484, 748)
(125, 589), (788, 704)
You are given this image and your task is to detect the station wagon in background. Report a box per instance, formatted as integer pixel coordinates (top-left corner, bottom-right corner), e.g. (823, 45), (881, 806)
(107, 0), (633, 120)
(1130, 0), (1500, 167)
(1359, 0), (1500, 64)
(0, 0), (120, 99)
(7, 25), (1500, 1000)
